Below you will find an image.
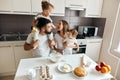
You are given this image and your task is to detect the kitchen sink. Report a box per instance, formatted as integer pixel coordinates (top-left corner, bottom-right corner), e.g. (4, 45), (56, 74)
(0, 33), (28, 41)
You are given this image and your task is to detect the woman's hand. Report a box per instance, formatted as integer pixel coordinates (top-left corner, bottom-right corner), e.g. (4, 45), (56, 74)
(54, 47), (64, 54)
(63, 42), (68, 48)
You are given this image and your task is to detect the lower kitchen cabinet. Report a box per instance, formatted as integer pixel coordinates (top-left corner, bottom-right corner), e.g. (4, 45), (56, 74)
(0, 43), (16, 74)
(86, 39), (102, 62)
(13, 42), (32, 69)
(0, 41), (32, 76)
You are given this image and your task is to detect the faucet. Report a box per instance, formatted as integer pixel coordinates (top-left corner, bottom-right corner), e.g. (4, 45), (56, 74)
(17, 32), (21, 40)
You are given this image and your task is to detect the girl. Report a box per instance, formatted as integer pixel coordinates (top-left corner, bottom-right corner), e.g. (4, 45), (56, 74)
(33, 1), (54, 26)
(32, 1), (55, 50)
(63, 29), (79, 55)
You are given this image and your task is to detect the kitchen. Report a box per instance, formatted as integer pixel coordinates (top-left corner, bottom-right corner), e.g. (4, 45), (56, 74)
(0, 0), (120, 80)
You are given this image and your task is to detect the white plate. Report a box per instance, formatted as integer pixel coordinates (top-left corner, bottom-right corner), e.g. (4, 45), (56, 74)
(57, 63), (73, 73)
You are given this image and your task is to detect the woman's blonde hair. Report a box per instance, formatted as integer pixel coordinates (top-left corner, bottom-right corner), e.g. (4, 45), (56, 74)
(69, 29), (78, 37)
(41, 1), (54, 10)
(61, 20), (69, 35)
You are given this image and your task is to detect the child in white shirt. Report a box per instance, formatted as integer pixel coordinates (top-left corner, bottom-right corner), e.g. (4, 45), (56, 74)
(32, 1), (55, 50)
(63, 29), (79, 55)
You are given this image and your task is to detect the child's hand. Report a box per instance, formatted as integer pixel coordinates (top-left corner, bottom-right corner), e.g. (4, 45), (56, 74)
(63, 42), (68, 48)
(31, 40), (40, 49)
(51, 40), (55, 46)
(48, 40), (55, 49)
(76, 47), (79, 52)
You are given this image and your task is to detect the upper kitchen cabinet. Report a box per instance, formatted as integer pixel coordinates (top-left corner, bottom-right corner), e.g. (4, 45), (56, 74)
(49, 0), (65, 16)
(65, 0), (87, 10)
(31, 0), (65, 16)
(12, 0), (31, 13)
(0, 0), (12, 12)
(31, 0), (42, 13)
(85, 0), (103, 17)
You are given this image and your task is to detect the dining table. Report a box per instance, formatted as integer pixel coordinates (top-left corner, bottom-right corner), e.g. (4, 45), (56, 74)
(14, 54), (113, 80)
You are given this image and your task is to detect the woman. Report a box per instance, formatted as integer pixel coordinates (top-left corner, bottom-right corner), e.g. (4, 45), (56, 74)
(54, 20), (69, 54)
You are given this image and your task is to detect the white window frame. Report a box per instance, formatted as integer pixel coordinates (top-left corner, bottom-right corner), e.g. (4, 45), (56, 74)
(114, 42), (120, 53)
(108, 1), (120, 58)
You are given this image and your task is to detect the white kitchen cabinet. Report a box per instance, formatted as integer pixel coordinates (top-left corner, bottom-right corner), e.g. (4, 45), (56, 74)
(86, 39), (102, 62)
(32, 0), (65, 16)
(85, 0), (103, 17)
(0, 41), (32, 76)
(12, 0), (31, 13)
(0, 0), (12, 12)
(13, 42), (32, 68)
(50, 0), (65, 16)
(0, 0), (65, 16)
(31, 0), (42, 13)
(65, 0), (87, 10)
(0, 43), (15, 74)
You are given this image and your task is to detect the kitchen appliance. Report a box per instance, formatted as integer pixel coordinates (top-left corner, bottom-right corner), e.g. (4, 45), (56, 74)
(77, 26), (98, 38)
(72, 39), (87, 54)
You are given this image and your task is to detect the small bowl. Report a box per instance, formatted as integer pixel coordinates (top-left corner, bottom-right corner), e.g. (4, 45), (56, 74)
(27, 68), (36, 80)
(49, 53), (62, 63)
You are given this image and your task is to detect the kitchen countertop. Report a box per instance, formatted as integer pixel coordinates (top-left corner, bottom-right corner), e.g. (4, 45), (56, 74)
(14, 54), (113, 80)
(0, 33), (28, 41)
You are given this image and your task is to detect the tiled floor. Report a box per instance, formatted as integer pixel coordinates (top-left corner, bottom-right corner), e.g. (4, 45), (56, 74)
(0, 75), (14, 80)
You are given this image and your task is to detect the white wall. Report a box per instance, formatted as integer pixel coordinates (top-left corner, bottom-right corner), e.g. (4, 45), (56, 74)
(99, 0), (120, 79)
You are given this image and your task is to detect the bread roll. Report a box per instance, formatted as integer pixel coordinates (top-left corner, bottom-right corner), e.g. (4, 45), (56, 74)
(74, 66), (87, 77)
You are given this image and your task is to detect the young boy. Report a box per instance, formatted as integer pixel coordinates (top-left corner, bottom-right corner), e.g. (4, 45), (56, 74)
(63, 29), (79, 55)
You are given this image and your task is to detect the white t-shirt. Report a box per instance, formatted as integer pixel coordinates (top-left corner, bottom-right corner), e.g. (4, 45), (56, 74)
(64, 38), (78, 55)
(26, 32), (50, 57)
(54, 33), (64, 50)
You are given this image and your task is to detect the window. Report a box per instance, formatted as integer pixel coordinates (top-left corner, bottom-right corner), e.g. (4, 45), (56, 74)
(114, 42), (120, 53)
(109, 2), (120, 58)
(117, 42), (120, 52)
